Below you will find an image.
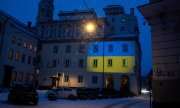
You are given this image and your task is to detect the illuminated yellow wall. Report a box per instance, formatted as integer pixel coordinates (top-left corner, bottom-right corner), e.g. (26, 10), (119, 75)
(87, 56), (135, 73)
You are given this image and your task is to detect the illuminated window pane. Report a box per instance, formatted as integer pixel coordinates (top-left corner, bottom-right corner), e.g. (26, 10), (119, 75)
(78, 76), (83, 83)
(23, 41), (27, 48)
(30, 44), (33, 51)
(122, 59), (128, 67)
(9, 49), (13, 59)
(93, 59), (98, 68)
(17, 38), (21, 46)
(15, 51), (20, 61)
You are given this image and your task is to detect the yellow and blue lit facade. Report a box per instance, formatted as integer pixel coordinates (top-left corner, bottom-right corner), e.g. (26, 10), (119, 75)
(87, 41), (136, 73)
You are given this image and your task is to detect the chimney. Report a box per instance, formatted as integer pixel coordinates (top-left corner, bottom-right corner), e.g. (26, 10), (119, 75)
(130, 8), (134, 15)
(27, 21), (32, 28)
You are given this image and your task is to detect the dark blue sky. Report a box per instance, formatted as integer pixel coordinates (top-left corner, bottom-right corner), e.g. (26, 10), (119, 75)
(0, 0), (152, 76)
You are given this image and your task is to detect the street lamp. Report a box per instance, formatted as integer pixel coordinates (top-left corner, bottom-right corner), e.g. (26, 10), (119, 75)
(85, 22), (95, 33)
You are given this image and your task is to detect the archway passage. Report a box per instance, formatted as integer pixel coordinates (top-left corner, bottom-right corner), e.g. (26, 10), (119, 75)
(106, 74), (114, 89)
(120, 75), (130, 92)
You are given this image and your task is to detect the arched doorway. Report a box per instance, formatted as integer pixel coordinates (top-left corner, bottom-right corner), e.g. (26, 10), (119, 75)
(120, 75), (130, 91)
(106, 74), (114, 89)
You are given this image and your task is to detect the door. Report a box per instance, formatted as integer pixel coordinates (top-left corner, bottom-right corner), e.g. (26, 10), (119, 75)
(120, 75), (130, 91)
(2, 65), (14, 88)
(106, 74), (114, 89)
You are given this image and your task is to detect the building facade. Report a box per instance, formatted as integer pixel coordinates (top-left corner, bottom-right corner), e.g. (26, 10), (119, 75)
(138, 0), (180, 107)
(0, 11), (38, 88)
(37, 0), (141, 95)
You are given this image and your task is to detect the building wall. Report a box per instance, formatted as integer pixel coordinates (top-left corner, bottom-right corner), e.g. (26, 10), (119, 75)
(0, 12), (38, 88)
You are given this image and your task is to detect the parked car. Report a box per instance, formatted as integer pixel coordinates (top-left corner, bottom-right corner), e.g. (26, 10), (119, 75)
(8, 84), (38, 105)
(45, 87), (77, 100)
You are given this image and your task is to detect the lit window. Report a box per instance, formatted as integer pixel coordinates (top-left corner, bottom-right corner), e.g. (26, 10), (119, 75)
(17, 38), (21, 46)
(9, 49), (13, 59)
(93, 59), (98, 68)
(15, 51), (20, 61)
(23, 41), (27, 48)
(122, 59), (128, 67)
(78, 76), (83, 83)
(30, 44), (33, 51)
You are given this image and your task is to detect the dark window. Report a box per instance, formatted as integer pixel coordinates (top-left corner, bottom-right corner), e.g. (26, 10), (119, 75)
(18, 72), (23, 81)
(107, 59), (113, 67)
(108, 44), (113, 52)
(78, 76), (83, 83)
(65, 59), (70, 68)
(52, 59), (57, 67)
(92, 76), (97, 84)
(21, 54), (26, 63)
(66, 45), (71, 53)
(122, 44), (128, 52)
(93, 45), (98, 53)
(9, 49), (13, 59)
(33, 57), (36, 66)
(28, 56), (31, 65)
(79, 45), (85, 53)
(122, 59), (128, 67)
(64, 75), (69, 82)
(79, 59), (84, 68)
(11, 36), (16, 44)
(120, 27), (125, 31)
(17, 38), (21, 46)
(53, 45), (58, 53)
(93, 59), (98, 68)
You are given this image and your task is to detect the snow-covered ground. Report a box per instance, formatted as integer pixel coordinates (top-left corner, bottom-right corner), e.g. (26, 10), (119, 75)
(0, 90), (150, 108)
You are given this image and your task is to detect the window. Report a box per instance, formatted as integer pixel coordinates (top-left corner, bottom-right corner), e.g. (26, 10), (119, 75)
(23, 41), (27, 48)
(11, 71), (17, 81)
(93, 45), (98, 53)
(52, 59), (57, 67)
(33, 57), (36, 66)
(34, 46), (37, 52)
(9, 49), (13, 59)
(79, 45), (85, 53)
(28, 56), (31, 65)
(79, 59), (84, 68)
(78, 76), (83, 83)
(107, 59), (113, 67)
(0, 22), (3, 33)
(66, 45), (71, 53)
(53, 45), (58, 53)
(93, 59), (98, 68)
(122, 44), (128, 52)
(65, 59), (70, 68)
(30, 44), (33, 51)
(108, 44), (113, 52)
(18, 72), (23, 81)
(11, 36), (16, 44)
(17, 38), (21, 46)
(15, 51), (20, 61)
(64, 75), (69, 82)
(21, 53), (26, 63)
(122, 59), (128, 67)
(92, 76), (97, 84)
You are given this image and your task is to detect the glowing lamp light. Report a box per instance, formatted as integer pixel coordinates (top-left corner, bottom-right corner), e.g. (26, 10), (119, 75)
(86, 23), (95, 33)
